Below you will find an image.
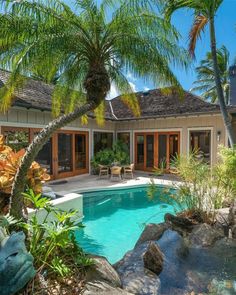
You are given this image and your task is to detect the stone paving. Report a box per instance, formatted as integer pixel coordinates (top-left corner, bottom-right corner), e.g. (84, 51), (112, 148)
(47, 172), (181, 197)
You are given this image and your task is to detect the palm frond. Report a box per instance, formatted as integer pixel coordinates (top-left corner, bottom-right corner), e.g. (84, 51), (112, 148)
(189, 14), (208, 58)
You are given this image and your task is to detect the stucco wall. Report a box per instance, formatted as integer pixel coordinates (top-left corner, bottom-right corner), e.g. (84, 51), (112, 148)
(116, 114), (227, 165)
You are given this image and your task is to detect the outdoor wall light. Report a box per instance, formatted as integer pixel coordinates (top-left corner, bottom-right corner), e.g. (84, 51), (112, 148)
(217, 131), (221, 142)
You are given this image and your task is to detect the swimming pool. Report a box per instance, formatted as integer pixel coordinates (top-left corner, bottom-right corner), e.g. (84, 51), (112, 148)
(75, 185), (180, 264)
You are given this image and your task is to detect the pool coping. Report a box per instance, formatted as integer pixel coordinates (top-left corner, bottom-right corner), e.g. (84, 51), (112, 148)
(71, 178), (181, 196)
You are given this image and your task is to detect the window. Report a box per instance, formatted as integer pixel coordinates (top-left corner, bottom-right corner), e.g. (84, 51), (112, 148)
(117, 132), (130, 157)
(93, 132), (113, 154)
(190, 130), (211, 163)
(2, 128), (29, 151)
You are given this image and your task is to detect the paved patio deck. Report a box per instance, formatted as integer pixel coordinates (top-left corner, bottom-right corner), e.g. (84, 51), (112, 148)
(47, 172), (181, 196)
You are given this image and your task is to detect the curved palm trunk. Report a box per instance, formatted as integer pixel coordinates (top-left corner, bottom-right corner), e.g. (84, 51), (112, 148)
(209, 17), (236, 146)
(10, 101), (96, 218)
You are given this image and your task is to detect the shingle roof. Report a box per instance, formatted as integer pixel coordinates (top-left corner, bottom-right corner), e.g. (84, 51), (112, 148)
(109, 89), (227, 120)
(1, 69), (235, 121)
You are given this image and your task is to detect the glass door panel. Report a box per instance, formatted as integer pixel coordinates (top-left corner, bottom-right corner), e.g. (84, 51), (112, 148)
(146, 135), (154, 168)
(158, 134), (167, 168)
(137, 135), (144, 167)
(169, 134), (179, 165)
(75, 134), (87, 170)
(35, 138), (53, 175)
(58, 133), (73, 173)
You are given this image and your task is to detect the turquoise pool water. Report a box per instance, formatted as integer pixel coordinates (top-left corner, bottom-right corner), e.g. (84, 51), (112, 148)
(75, 185), (179, 264)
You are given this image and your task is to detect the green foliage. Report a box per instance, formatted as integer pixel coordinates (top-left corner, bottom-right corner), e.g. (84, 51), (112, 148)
(152, 160), (166, 177)
(147, 178), (158, 200)
(191, 46), (231, 104)
(20, 189), (93, 276)
(0, 214), (18, 236)
(0, 0), (188, 119)
(215, 145), (236, 196)
(91, 140), (130, 169)
(172, 148), (236, 222)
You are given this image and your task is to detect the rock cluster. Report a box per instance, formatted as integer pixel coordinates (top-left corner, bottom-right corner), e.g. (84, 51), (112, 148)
(83, 212), (236, 295)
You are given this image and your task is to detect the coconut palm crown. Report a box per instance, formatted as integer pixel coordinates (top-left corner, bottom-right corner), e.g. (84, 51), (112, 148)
(163, 0), (236, 146)
(191, 46), (232, 104)
(0, 0), (188, 218)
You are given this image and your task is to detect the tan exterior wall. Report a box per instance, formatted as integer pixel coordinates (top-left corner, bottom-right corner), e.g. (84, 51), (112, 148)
(0, 106), (116, 166)
(116, 114), (227, 165)
(0, 107), (228, 167)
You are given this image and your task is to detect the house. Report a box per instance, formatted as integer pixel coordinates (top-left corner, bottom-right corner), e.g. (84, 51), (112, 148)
(0, 69), (236, 180)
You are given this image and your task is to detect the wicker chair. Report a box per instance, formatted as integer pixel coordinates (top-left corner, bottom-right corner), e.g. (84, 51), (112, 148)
(110, 166), (122, 181)
(98, 164), (109, 178)
(123, 163), (134, 179)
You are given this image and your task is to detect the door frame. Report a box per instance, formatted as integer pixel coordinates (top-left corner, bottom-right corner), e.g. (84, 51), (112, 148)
(135, 131), (180, 171)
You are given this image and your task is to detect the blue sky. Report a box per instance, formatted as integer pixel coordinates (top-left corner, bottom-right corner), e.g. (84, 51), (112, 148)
(119, 0), (236, 98)
(4, 0), (236, 98)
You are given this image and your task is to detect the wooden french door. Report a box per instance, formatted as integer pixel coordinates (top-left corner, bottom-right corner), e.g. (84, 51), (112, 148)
(135, 133), (155, 171)
(30, 129), (89, 180)
(135, 132), (180, 171)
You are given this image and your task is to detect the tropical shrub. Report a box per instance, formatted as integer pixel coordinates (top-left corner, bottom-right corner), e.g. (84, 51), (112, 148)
(215, 145), (236, 196)
(171, 148), (236, 222)
(91, 140), (130, 171)
(20, 189), (93, 277)
(0, 135), (50, 195)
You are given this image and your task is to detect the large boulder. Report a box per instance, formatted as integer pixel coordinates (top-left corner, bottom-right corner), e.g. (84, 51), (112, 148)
(85, 255), (121, 287)
(188, 223), (225, 247)
(143, 242), (164, 275)
(84, 255), (133, 294)
(83, 281), (133, 295)
(135, 223), (168, 247)
(115, 243), (161, 295)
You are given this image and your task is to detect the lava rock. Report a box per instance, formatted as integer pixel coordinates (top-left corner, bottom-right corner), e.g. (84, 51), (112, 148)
(83, 281), (133, 295)
(135, 223), (168, 247)
(143, 242), (164, 275)
(188, 223), (225, 247)
(85, 255), (122, 287)
(115, 243), (161, 295)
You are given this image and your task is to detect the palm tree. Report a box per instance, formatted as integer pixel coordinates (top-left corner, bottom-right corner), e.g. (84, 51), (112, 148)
(191, 46), (231, 104)
(164, 0), (236, 146)
(0, 0), (187, 218)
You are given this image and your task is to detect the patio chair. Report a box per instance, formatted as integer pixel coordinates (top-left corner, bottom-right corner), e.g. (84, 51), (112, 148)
(123, 163), (134, 179)
(110, 166), (122, 181)
(98, 164), (109, 178)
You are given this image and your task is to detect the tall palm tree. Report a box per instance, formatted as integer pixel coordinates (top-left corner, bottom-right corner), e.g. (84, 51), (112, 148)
(191, 46), (231, 104)
(164, 0), (236, 146)
(0, 0), (187, 218)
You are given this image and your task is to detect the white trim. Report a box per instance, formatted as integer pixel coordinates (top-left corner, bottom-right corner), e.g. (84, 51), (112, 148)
(0, 121), (91, 132)
(187, 127), (214, 166)
(117, 113), (223, 123)
(132, 128), (183, 133)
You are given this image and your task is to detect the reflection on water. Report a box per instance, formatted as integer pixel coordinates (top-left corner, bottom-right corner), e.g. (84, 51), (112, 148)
(158, 230), (236, 295)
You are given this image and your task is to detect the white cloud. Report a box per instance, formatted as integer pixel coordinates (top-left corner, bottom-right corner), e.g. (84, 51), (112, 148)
(129, 81), (137, 93)
(126, 71), (137, 82)
(106, 83), (119, 100)
(144, 87), (150, 92)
